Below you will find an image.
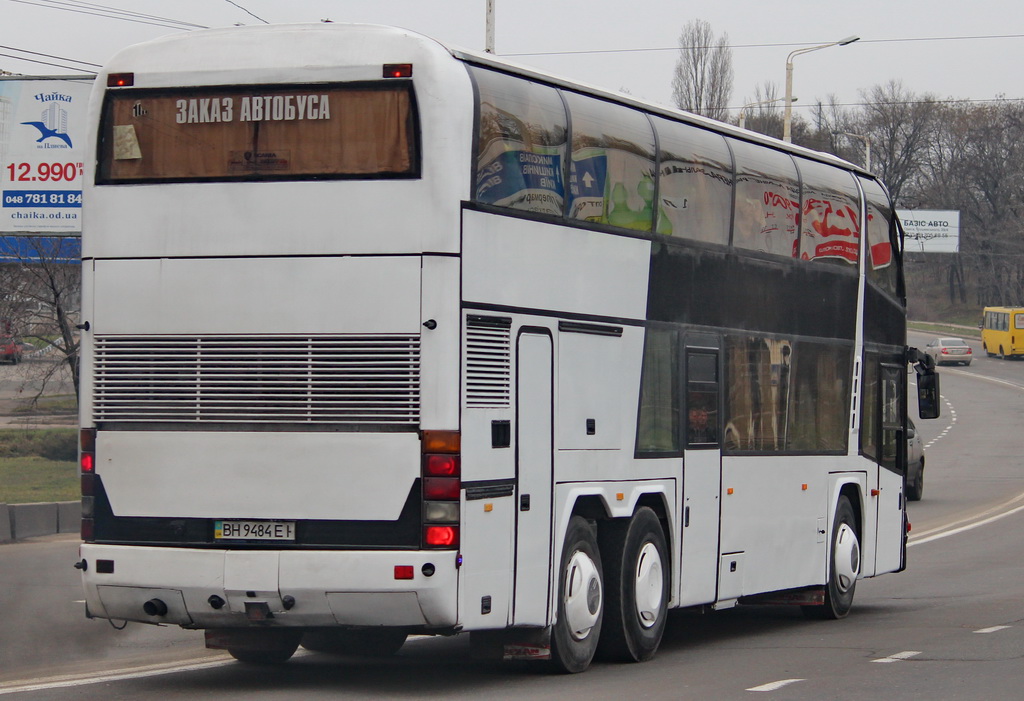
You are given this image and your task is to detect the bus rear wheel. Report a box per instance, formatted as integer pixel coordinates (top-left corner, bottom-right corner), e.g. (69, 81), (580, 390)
(225, 630), (302, 665)
(550, 515), (603, 673)
(804, 495), (860, 620)
(597, 507), (668, 662)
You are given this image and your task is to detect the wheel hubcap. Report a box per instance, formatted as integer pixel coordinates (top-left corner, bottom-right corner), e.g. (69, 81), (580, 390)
(833, 523), (860, 592)
(563, 550), (602, 641)
(634, 542), (664, 628)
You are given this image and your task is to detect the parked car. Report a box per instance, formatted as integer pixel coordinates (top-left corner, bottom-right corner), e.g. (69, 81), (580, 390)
(906, 418), (925, 501)
(924, 337), (973, 366)
(0, 336), (22, 364)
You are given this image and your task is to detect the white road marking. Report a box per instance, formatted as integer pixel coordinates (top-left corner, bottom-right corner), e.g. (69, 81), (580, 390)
(0, 657), (234, 695)
(746, 679), (805, 692)
(974, 625), (1011, 634)
(872, 650), (921, 664)
(910, 499), (1024, 546)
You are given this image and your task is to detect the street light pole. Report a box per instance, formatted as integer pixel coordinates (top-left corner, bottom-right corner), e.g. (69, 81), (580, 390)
(485, 0), (495, 53)
(834, 131), (872, 172)
(739, 96), (796, 130)
(783, 35), (859, 143)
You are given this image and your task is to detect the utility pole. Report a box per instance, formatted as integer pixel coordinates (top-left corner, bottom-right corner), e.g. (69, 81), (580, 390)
(485, 0), (495, 53)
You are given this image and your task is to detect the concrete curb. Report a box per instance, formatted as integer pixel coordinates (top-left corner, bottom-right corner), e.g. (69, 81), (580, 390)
(1, 500), (80, 543)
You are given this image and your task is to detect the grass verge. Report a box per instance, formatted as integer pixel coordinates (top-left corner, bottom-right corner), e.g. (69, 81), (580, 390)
(0, 429), (78, 504)
(0, 456), (78, 503)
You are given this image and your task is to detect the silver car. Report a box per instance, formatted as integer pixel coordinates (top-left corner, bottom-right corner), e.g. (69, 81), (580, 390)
(924, 337), (973, 366)
(906, 418), (924, 501)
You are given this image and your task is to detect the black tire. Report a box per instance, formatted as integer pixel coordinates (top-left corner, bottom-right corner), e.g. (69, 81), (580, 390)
(907, 462), (924, 502)
(301, 628), (407, 657)
(597, 507), (669, 662)
(550, 515), (604, 674)
(227, 631), (301, 665)
(804, 495), (860, 620)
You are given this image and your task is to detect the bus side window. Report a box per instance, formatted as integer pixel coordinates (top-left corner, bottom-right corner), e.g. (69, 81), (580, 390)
(686, 350), (719, 447)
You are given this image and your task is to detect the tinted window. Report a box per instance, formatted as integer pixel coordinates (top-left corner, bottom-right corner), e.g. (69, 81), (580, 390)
(471, 67), (567, 216)
(723, 335), (792, 452)
(786, 341), (852, 452)
(724, 335), (850, 453)
(563, 92), (656, 231)
(728, 139), (799, 257)
(636, 327), (679, 453)
(98, 83), (418, 183)
(796, 158), (861, 266)
(651, 118), (733, 245)
(862, 178), (899, 296)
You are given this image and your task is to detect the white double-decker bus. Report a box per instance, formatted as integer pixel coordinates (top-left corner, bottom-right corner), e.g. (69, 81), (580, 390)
(77, 23), (938, 672)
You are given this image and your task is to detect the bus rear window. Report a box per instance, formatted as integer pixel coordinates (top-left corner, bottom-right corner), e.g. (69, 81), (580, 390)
(97, 82), (418, 183)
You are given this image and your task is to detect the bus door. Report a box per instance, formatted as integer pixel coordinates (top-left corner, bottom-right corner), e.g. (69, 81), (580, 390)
(875, 363), (906, 573)
(678, 339), (723, 607)
(512, 329), (554, 625)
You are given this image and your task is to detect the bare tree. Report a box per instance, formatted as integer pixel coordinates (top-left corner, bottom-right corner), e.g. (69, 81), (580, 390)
(855, 81), (936, 206)
(738, 81), (785, 138)
(0, 236), (81, 401)
(671, 19), (733, 122)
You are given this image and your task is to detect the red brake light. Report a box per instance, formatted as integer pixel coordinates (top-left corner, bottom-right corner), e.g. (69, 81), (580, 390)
(383, 63), (412, 78)
(80, 428), (96, 473)
(424, 454), (460, 477)
(424, 525), (459, 548)
(107, 72), (134, 87)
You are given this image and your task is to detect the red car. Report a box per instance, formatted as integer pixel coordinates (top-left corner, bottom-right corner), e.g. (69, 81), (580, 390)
(1, 336), (23, 364)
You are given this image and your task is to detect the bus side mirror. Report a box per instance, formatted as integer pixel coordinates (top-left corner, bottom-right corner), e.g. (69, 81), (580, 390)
(916, 370), (940, 419)
(907, 346), (940, 419)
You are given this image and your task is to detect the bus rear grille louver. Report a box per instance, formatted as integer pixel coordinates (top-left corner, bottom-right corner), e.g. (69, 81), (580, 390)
(92, 335), (420, 427)
(465, 316), (511, 408)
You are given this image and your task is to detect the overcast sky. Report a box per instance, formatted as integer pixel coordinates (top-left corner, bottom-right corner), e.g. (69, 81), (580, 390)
(2, 0), (1020, 116)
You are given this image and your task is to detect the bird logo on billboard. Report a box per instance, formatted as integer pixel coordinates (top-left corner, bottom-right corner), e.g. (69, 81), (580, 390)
(21, 98), (74, 148)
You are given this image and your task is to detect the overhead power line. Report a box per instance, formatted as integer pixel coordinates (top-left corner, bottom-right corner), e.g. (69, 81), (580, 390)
(504, 33), (1024, 58)
(9, 0), (208, 30)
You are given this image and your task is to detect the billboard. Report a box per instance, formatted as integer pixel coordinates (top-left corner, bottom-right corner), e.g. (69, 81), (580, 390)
(897, 209), (960, 253)
(0, 77), (94, 235)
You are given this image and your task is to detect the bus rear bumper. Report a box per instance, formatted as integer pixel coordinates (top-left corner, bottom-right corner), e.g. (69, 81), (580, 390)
(79, 544), (459, 630)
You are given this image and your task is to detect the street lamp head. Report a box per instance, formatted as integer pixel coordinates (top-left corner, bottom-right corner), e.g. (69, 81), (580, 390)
(837, 35), (860, 46)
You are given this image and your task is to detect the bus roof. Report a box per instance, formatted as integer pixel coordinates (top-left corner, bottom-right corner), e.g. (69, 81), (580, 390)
(445, 44), (868, 177)
(101, 22), (868, 179)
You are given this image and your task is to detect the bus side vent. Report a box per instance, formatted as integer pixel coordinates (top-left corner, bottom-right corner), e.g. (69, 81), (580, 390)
(92, 334), (419, 428)
(465, 315), (511, 408)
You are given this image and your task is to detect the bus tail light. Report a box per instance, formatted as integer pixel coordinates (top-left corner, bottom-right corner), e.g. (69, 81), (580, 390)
(80, 428), (96, 541)
(422, 431), (460, 549)
(383, 63), (413, 78)
(107, 72), (134, 87)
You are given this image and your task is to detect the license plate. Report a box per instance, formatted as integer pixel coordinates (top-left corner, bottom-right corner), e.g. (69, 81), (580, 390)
(215, 520), (296, 541)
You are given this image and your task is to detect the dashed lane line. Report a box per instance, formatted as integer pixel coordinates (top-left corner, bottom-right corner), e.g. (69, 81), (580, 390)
(746, 679), (805, 692)
(872, 650), (922, 664)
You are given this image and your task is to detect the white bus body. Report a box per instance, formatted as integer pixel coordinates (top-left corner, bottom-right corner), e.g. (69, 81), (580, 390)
(78, 24), (922, 671)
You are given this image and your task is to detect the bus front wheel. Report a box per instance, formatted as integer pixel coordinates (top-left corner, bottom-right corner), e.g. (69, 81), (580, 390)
(597, 507), (668, 662)
(550, 515), (604, 673)
(804, 495), (860, 620)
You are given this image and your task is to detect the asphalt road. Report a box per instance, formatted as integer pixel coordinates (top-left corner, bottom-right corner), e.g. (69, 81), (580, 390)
(2, 330), (1023, 699)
